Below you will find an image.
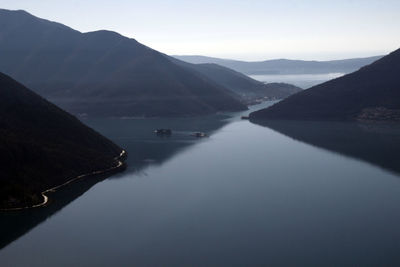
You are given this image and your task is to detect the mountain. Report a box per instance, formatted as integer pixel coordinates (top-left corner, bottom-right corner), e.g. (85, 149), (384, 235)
(0, 72), (125, 209)
(249, 48), (400, 121)
(170, 59), (302, 104)
(174, 55), (383, 75)
(0, 9), (246, 117)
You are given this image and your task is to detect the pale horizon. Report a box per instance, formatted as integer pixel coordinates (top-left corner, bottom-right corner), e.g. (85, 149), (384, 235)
(171, 52), (387, 62)
(0, 0), (399, 60)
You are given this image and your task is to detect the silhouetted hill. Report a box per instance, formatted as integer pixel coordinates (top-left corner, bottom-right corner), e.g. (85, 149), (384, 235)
(174, 55), (383, 75)
(0, 9), (246, 117)
(171, 59), (302, 103)
(0, 72), (124, 209)
(250, 48), (400, 121)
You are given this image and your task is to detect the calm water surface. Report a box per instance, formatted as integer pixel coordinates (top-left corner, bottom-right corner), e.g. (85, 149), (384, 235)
(1, 102), (400, 266)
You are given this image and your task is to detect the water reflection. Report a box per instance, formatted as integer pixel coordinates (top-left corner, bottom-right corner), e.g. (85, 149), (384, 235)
(0, 171), (117, 249)
(0, 114), (231, 250)
(84, 114), (232, 175)
(253, 120), (400, 176)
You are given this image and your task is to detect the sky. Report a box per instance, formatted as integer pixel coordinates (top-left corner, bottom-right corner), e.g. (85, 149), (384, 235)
(0, 0), (399, 60)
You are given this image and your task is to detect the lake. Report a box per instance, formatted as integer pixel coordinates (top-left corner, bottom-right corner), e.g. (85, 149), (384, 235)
(1, 102), (400, 266)
(249, 73), (345, 88)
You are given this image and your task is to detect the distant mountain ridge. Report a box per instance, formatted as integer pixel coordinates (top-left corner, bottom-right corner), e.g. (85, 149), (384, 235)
(173, 55), (383, 75)
(249, 48), (400, 121)
(0, 9), (247, 117)
(0, 72), (125, 209)
(170, 59), (302, 103)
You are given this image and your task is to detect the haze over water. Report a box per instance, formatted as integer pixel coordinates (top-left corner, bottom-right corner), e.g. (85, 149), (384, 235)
(250, 73), (345, 88)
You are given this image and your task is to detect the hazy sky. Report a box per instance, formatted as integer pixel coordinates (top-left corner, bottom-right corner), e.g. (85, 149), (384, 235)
(0, 0), (399, 60)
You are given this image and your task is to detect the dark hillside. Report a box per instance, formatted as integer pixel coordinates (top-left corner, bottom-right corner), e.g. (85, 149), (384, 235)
(0, 9), (246, 117)
(0, 72), (124, 209)
(250, 48), (400, 121)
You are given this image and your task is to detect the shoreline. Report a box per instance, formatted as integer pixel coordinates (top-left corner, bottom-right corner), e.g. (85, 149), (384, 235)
(0, 150), (127, 212)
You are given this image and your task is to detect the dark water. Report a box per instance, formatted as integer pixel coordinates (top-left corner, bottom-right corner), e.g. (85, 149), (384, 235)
(1, 102), (400, 266)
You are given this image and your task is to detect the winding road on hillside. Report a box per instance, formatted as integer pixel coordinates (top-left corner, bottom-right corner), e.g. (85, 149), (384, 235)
(1, 150), (126, 212)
